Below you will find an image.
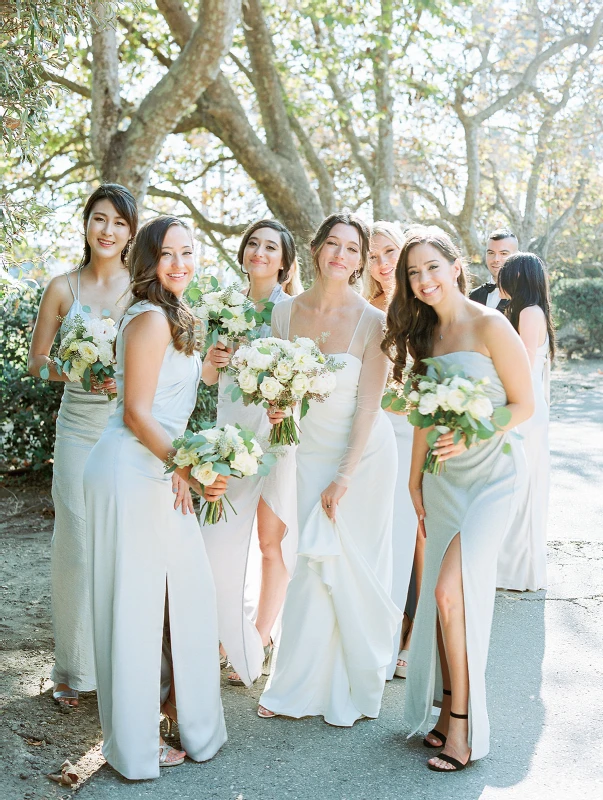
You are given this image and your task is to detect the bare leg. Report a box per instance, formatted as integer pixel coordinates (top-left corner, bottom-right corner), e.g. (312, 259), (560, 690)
(423, 620), (451, 746)
(428, 533), (471, 769)
(399, 526), (425, 666)
(255, 497), (288, 647)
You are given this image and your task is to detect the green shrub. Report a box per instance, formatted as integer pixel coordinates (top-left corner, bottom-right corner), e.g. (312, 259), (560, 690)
(551, 278), (603, 356)
(189, 380), (218, 430)
(0, 287), (63, 472)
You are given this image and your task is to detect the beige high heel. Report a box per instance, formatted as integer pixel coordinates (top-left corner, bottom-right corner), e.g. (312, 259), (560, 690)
(161, 697), (178, 739)
(262, 639), (274, 676)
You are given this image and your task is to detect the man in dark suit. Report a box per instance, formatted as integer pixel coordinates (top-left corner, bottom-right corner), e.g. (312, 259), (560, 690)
(469, 228), (518, 312)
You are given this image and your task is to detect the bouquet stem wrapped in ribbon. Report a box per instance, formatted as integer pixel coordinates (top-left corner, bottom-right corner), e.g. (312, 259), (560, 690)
(226, 336), (344, 446)
(166, 423), (277, 525)
(404, 358), (513, 475)
(40, 313), (117, 399)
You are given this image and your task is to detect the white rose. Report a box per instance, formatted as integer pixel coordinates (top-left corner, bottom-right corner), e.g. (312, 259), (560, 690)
(193, 304), (209, 321)
(467, 395), (494, 420)
(418, 392), (439, 416)
(202, 291), (224, 311)
(418, 380), (434, 392)
(249, 437), (263, 457)
(238, 368), (258, 394)
(247, 347), (275, 371)
(435, 384), (450, 410)
(291, 373), (309, 397)
(294, 337), (316, 351)
(260, 376), (285, 401)
(408, 390), (420, 403)
(223, 424), (243, 448)
(78, 341), (99, 363)
(308, 372), (336, 396)
(293, 350), (319, 373)
(446, 389), (467, 415)
(273, 359), (294, 381)
(201, 428), (222, 444)
(97, 342), (114, 367)
(231, 449), (259, 477)
(68, 340), (80, 353)
(228, 289), (248, 306)
(191, 461), (220, 486)
(450, 376), (474, 392)
(172, 449), (198, 467)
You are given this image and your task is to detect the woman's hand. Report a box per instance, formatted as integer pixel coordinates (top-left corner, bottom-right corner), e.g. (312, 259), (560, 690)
(202, 474), (230, 501)
(266, 405), (288, 426)
(409, 483), (426, 538)
(172, 472), (194, 515)
(90, 375), (117, 395)
(207, 343), (232, 370)
(321, 481), (347, 522)
(432, 430), (468, 462)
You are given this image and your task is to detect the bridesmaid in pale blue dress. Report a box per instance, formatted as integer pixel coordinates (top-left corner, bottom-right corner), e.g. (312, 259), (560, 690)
(84, 217), (228, 778)
(383, 226), (534, 771)
(497, 253), (555, 591)
(28, 184), (138, 708)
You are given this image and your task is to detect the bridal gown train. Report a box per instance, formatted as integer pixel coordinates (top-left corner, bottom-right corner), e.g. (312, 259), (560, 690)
(497, 337), (550, 591)
(405, 352), (527, 761)
(260, 298), (399, 726)
(202, 284), (298, 687)
(84, 300), (226, 780)
(51, 269), (115, 692)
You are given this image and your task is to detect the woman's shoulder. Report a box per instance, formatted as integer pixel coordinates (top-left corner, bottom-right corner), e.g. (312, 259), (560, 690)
(46, 270), (78, 299)
(360, 297), (386, 329)
(126, 299), (167, 317)
(519, 304), (546, 323)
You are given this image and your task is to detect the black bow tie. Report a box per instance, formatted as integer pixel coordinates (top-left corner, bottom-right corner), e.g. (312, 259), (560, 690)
(485, 283), (498, 293)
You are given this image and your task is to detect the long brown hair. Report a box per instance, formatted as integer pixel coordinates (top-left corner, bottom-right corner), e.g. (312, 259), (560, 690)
(498, 252), (555, 360)
(78, 184), (138, 269)
(382, 226), (467, 379)
(128, 216), (197, 355)
(238, 219), (300, 295)
(310, 212), (370, 285)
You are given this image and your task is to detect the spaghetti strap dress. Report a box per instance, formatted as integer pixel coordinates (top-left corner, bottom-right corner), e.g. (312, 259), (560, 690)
(404, 351), (527, 761)
(83, 300), (226, 780)
(201, 284), (298, 687)
(50, 269), (115, 692)
(259, 298), (399, 726)
(497, 337), (550, 590)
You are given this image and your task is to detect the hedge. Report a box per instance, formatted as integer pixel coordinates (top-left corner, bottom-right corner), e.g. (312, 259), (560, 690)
(551, 277), (603, 356)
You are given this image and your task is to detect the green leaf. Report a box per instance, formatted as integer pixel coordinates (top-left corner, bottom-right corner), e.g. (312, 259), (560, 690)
(210, 276), (219, 289)
(82, 304), (91, 313)
(212, 461), (231, 476)
(381, 393), (394, 409)
(426, 429), (441, 447)
(39, 364), (49, 380)
(300, 396), (310, 418)
(502, 442), (512, 455)
(408, 408), (425, 427)
(262, 453), (278, 466)
(230, 386), (243, 402)
(257, 463), (271, 476)
(391, 397), (406, 412)
(82, 367), (91, 392)
(91, 361), (104, 374)
(453, 429), (463, 444)
(492, 406), (512, 427)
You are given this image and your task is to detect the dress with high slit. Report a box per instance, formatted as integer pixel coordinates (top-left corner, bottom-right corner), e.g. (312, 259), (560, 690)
(50, 269), (115, 692)
(259, 298), (399, 726)
(404, 351), (527, 761)
(83, 300), (226, 780)
(497, 337), (550, 590)
(201, 284), (298, 687)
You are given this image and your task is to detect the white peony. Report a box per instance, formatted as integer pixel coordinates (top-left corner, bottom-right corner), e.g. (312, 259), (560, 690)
(291, 372), (309, 396)
(446, 389), (467, 415)
(231, 449), (259, 477)
(408, 390), (420, 403)
(238, 368), (259, 394)
(294, 337), (316, 351)
(193, 304), (209, 321)
(172, 449), (199, 467)
(202, 292), (224, 312)
(273, 359), (294, 381)
(228, 289), (248, 306)
(191, 461), (219, 486)
(436, 384), (451, 410)
(260, 376), (285, 401)
(247, 347), (275, 371)
(467, 395), (494, 419)
(308, 372), (336, 395)
(97, 342), (114, 367)
(292, 350), (319, 372)
(418, 392), (439, 416)
(78, 341), (99, 363)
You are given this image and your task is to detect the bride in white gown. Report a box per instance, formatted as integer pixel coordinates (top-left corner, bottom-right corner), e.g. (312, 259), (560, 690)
(258, 213), (399, 726)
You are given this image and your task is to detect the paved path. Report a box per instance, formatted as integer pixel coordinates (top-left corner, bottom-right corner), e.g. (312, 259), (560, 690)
(69, 372), (603, 799)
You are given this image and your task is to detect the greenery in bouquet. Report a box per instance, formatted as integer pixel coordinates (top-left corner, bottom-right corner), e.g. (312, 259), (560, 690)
(186, 276), (274, 367)
(40, 313), (117, 399)
(226, 336), (343, 446)
(381, 367), (412, 414)
(404, 358), (512, 475)
(166, 422), (277, 525)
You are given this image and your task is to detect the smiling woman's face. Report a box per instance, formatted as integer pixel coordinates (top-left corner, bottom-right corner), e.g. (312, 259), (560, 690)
(369, 233), (400, 290)
(315, 222), (361, 282)
(86, 198), (131, 261)
(156, 224), (195, 297)
(242, 227), (284, 282)
(406, 242), (460, 305)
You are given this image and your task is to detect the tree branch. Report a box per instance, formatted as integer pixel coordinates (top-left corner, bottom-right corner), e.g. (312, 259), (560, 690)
(118, 16), (174, 69)
(155, 0), (194, 48)
(40, 68), (91, 98)
(147, 186), (247, 236)
(288, 114), (335, 214)
(90, 1), (122, 171)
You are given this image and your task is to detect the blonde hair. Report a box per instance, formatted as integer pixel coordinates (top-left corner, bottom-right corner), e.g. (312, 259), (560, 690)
(365, 220), (405, 303)
(282, 258), (304, 295)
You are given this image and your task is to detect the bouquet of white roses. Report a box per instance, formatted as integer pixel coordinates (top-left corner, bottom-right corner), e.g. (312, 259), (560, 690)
(226, 336), (343, 446)
(40, 314), (117, 399)
(187, 277), (273, 366)
(404, 358), (512, 475)
(166, 423), (277, 525)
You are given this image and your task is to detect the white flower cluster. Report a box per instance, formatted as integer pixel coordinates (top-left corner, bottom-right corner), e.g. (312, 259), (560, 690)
(57, 315), (116, 384)
(192, 285), (258, 339)
(230, 336), (338, 406)
(172, 423), (265, 486)
(408, 373), (493, 420)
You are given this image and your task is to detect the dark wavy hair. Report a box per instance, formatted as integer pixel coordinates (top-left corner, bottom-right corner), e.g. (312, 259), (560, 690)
(128, 216), (197, 355)
(498, 252), (555, 360)
(382, 226), (467, 379)
(310, 212), (370, 285)
(237, 219), (298, 293)
(78, 184), (138, 269)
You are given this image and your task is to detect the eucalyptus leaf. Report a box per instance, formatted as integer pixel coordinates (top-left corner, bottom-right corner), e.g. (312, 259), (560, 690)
(212, 462), (231, 476)
(426, 428), (441, 447)
(502, 442), (512, 455)
(40, 364), (50, 380)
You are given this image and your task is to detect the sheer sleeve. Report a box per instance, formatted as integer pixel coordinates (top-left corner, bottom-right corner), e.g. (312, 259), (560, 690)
(270, 297), (292, 340)
(335, 311), (389, 487)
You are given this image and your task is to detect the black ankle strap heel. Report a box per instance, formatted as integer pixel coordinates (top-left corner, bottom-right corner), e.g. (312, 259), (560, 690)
(449, 711), (468, 719)
(423, 690), (452, 748)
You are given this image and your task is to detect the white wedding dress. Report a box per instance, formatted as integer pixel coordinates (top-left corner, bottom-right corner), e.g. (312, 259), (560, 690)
(259, 297), (399, 726)
(51, 269), (115, 692)
(202, 284), (298, 687)
(84, 301), (226, 780)
(497, 335), (550, 590)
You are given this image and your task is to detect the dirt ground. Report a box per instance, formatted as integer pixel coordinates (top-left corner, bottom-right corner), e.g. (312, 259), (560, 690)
(1, 355), (602, 800)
